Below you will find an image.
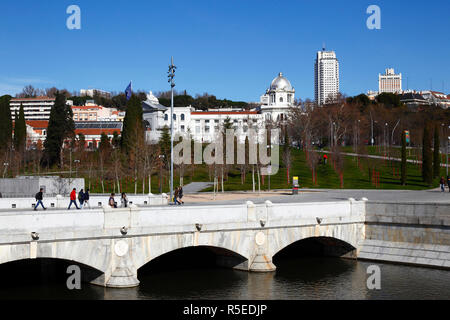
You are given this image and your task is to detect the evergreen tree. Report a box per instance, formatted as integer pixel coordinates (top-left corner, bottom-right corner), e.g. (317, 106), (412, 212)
(433, 125), (440, 179)
(422, 123), (433, 186)
(158, 125), (171, 168)
(112, 131), (121, 148)
(401, 130), (407, 186)
(43, 92), (75, 167)
(120, 95), (144, 153)
(0, 95), (12, 149)
(99, 132), (112, 153)
(13, 103), (27, 152)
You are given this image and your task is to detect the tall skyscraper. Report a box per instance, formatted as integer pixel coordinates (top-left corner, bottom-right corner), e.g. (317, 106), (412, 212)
(315, 49), (340, 106)
(379, 68), (402, 94)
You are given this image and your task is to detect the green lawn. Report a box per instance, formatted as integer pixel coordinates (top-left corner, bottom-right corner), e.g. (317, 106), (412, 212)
(35, 147), (444, 194)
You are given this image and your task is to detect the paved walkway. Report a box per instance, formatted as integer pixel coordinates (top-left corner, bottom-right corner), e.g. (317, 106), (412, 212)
(318, 150), (449, 168)
(181, 182), (213, 193)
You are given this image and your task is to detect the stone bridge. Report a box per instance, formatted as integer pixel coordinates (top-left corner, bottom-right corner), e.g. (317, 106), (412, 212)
(0, 199), (448, 288)
(0, 200), (366, 287)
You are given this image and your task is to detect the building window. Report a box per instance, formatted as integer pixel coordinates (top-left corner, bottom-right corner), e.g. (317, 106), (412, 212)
(173, 114), (176, 120)
(181, 114), (185, 121)
(164, 114), (168, 121)
(205, 126), (210, 133)
(196, 127), (200, 134)
(181, 125), (185, 132)
(280, 97), (284, 103)
(205, 120), (210, 123)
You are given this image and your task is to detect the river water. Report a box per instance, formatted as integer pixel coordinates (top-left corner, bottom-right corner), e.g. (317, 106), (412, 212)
(1, 257), (449, 300)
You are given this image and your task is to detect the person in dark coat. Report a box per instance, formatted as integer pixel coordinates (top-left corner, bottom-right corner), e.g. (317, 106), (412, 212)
(34, 188), (47, 211)
(78, 189), (85, 207)
(83, 188), (91, 209)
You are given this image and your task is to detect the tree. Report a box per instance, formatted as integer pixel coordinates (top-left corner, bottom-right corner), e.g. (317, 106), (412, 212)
(158, 125), (171, 169)
(42, 92), (75, 167)
(401, 130), (407, 186)
(422, 123), (433, 186)
(121, 95), (144, 157)
(13, 103), (27, 152)
(112, 131), (121, 148)
(0, 95), (13, 149)
(433, 125), (440, 179)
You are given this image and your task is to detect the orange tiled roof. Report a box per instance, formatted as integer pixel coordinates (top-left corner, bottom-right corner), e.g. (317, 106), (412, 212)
(25, 120), (49, 129)
(75, 128), (121, 135)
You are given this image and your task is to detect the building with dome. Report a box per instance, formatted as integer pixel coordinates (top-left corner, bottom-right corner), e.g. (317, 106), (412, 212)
(143, 73), (296, 143)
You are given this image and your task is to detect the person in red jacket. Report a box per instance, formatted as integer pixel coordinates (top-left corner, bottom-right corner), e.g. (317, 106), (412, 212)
(68, 188), (80, 210)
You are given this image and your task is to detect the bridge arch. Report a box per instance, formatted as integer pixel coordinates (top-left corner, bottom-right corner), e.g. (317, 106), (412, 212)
(0, 239), (111, 274)
(132, 232), (252, 271)
(273, 237), (357, 262)
(138, 245), (249, 274)
(0, 257), (104, 286)
(269, 224), (363, 259)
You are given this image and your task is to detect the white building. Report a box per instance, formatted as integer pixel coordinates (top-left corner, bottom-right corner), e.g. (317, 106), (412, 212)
(315, 50), (340, 105)
(379, 68), (402, 94)
(80, 89), (111, 98)
(143, 73), (296, 143)
(10, 96), (56, 120)
(72, 103), (125, 122)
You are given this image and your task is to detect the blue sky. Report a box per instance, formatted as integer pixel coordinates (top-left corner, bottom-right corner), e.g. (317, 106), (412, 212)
(0, 0), (449, 101)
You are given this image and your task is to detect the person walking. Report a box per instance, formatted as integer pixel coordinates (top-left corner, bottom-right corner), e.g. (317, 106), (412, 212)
(174, 187), (181, 205)
(178, 186), (184, 205)
(121, 192), (128, 208)
(68, 188), (80, 210)
(109, 193), (117, 208)
(83, 188), (91, 209)
(78, 189), (85, 208)
(34, 188), (47, 211)
(440, 177), (446, 192)
(447, 176), (450, 193)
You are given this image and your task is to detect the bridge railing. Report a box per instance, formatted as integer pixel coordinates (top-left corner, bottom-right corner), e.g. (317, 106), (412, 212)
(0, 199), (367, 245)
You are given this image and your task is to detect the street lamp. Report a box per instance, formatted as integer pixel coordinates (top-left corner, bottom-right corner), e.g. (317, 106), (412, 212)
(74, 160), (80, 178)
(267, 145), (272, 191)
(159, 155), (165, 194)
(168, 57), (177, 204)
(2, 162), (8, 179)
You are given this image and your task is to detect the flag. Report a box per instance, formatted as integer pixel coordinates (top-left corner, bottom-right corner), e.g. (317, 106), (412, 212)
(125, 81), (132, 100)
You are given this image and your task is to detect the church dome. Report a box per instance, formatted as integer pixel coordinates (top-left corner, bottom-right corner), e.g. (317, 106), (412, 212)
(270, 72), (293, 91)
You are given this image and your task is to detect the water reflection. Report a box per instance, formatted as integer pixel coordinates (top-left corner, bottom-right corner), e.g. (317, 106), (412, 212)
(0, 256), (449, 300)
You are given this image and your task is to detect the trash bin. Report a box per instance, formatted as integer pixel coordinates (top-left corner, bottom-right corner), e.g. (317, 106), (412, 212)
(292, 176), (299, 195)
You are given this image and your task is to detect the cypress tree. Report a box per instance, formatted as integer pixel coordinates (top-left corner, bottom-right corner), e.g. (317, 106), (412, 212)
(13, 103), (27, 152)
(0, 95), (13, 149)
(422, 123), (433, 186)
(158, 125), (171, 168)
(401, 130), (407, 186)
(433, 125), (441, 179)
(121, 95), (144, 153)
(43, 92), (75, 167)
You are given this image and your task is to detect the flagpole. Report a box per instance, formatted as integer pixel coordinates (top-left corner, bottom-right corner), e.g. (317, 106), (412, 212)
(168, 57), (176, 204)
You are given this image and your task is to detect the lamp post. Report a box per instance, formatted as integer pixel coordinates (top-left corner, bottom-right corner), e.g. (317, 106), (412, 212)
(159, 155), (165, 194)
(267, 145), (272, 191)
(447, 132), (450, 177)
(2, 162), (8, 179)
(168, 57), (176, 203)
(74, 160), (80, 178)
